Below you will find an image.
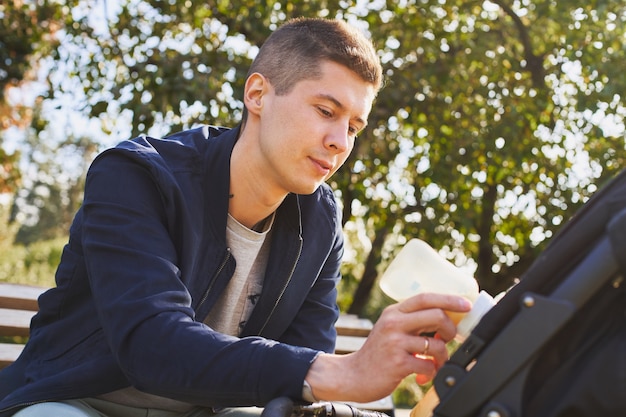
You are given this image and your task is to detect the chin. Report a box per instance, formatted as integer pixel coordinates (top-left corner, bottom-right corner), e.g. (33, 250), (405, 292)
(293, 183), (322, 195)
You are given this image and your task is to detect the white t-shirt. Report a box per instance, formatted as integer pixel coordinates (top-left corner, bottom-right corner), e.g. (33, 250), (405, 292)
(204, 213), (274, 336)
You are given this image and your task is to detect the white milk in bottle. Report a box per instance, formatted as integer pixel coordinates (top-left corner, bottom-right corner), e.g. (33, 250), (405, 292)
(379, 238), (495, 341)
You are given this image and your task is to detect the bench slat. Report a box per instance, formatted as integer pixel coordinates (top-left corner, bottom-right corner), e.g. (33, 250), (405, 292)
(0, 308), (35, 337)
(0, 342), (24, 369)
(0, 283), (46, 311)
(335, 314), (373, 337)
(335, 335), (367, 354)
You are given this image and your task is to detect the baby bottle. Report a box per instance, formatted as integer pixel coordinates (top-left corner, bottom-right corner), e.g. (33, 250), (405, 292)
(379, 238), (495, 342)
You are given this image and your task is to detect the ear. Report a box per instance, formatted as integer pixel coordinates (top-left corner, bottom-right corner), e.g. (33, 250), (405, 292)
(243, 73), (269, 117)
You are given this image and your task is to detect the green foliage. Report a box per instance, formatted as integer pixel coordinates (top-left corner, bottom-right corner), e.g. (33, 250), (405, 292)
(2, 0), (626, 319)
(0, 204), (62, 287)
(393, 375), (428, 409)
(0, 239), (62, 287)
(0, 1), (63, 102)
(0, 146), (21, 194)
(331, 0), (626, 306)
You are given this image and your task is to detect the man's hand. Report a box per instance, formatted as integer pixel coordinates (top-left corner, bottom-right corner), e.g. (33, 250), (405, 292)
(304, 293), (472, 403)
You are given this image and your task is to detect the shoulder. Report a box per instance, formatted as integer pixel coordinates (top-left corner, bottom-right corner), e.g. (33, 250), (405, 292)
(121, 125), (231, 158)
(93, 125), (235, 173)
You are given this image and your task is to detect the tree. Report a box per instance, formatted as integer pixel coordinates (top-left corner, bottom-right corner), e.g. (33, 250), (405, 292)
(3, 0), (625, 317)
(0, 0), (65, 193)
(9, 122), (97, 245)
(337, 0), (626, 313)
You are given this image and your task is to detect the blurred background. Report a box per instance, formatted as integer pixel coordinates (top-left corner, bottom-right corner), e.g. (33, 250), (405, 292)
(1, 0), (625, 405)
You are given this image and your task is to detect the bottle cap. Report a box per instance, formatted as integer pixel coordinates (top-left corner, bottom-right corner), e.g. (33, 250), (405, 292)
(455, 290), (495, 342)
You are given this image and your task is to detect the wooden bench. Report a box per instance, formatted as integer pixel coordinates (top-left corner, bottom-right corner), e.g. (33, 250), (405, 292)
(0, 283), (46, 368)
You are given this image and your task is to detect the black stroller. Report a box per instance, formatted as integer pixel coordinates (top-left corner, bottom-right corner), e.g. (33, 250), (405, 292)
(432, 169), (626, 417)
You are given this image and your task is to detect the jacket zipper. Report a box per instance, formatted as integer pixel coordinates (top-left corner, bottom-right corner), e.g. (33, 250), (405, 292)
(197, 248), (231, 314)
(257, 236), (303, 335)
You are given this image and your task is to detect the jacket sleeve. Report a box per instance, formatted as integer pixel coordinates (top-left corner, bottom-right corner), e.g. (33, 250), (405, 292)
(81, 149), (319, 407)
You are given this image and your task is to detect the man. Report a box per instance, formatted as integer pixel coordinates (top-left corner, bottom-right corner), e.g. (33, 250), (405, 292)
(0, 17), (470, 417)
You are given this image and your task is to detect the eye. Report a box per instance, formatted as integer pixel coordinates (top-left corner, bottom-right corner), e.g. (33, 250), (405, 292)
(318, 106), (333, 118)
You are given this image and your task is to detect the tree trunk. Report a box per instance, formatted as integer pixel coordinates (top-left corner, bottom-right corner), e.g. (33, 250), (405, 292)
(476, 184), (498, 293)
(348, 226), (389, 315)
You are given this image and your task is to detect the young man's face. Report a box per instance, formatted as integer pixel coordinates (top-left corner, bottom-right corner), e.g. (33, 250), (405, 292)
(257, 60), (377, 196)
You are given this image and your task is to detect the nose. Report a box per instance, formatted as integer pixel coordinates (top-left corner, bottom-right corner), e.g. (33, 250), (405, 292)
(325, 123), (351, 154)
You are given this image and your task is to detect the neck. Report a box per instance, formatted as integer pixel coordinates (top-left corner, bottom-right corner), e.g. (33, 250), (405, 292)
(229, 131), (286, 229)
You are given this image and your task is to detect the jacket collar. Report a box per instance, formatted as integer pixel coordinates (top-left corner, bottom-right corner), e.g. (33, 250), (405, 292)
(201, 125), (240, 243)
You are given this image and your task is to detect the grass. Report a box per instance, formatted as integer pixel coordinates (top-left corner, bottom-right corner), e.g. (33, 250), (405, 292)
(0, 237), (64, 288)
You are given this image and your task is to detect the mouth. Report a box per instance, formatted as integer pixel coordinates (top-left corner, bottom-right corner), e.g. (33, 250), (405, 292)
(310, 157), (333, 174)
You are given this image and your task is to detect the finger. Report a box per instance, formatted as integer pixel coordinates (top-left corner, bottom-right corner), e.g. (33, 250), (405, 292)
(398, 292), (472, 315)
(412, 335), (448, 366)
(415, 372), (434, 385)
(400, 308), (458, 341)
(410, 353), (440, 385)
(412, 336), (448, 385)
(397, 293), (472, 340)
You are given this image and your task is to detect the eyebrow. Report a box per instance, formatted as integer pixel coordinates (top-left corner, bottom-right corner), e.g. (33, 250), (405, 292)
(315, 93), (368, 128)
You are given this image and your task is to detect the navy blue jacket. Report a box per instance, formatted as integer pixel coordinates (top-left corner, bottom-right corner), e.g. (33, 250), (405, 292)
(0, 125), (344, 415)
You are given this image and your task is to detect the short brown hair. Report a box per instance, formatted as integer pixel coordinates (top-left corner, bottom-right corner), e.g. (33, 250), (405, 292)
(250, 17), (382, 93)
(241, 17), (383, 124)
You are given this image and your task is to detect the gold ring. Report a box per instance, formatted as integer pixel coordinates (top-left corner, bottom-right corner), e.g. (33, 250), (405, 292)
(423, 337), (430, 356)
